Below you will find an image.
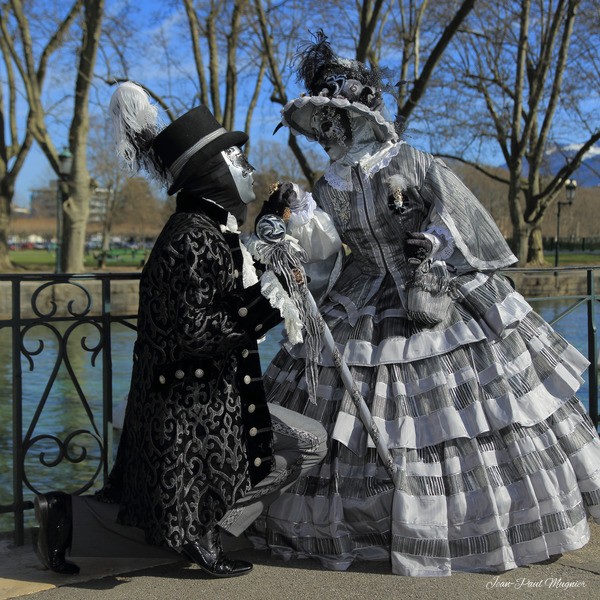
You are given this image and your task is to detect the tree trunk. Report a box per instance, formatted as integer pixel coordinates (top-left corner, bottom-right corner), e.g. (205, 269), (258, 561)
(61, 191), (89, 273)
(526, 225), (545, 265)
(61, 0), (104, 273)
(99, 190), (113, 270)
(0, 192), (14, 271)
(513, 224), (529, 265)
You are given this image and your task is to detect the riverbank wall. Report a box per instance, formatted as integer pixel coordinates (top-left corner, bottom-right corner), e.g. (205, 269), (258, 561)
(0, 269), (598, 320)
(508, 269), (600, 298)
(0, 277), (141, 320)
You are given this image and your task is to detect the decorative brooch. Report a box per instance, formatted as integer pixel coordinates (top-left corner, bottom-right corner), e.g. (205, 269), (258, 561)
(386, 175), (407, 214)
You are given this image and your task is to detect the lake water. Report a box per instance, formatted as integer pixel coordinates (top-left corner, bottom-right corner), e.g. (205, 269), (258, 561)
(1, 299), (598, 532)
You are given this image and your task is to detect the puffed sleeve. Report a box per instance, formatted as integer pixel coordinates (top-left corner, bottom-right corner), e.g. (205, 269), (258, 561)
(286, 186), (343, 261)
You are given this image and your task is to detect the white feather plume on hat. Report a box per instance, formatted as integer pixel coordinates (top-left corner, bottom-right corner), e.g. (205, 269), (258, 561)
(109, 81), (168, 184)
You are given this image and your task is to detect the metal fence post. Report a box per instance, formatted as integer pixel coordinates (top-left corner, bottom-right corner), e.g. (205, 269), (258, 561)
(11, 279), (24, 545)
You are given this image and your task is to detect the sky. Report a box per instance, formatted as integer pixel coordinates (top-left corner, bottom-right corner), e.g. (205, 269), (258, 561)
(9, 1), (599, 209)
(11, 0), (290, 208)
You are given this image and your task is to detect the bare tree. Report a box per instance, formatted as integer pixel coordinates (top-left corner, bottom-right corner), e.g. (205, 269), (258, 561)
(432, 0), (600, 264)
(0, 0), (83, 270)
(114, 177), (167, 245)
(0, 5), (31, 270)
(4, 0), (104, 273)
(183, 0), (267, 141)
(253, 0), (476, 185)
(253, 0), (320, 185)
(88, 114), (124, 268)
(60, 0), (105, 272)
(390, 0), (476, 125)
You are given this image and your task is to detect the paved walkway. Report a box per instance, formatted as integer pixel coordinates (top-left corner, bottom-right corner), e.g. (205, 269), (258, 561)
(1, 522), (599, 600)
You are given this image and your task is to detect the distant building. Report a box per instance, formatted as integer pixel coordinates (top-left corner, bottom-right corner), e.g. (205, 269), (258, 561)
(89, 187), (110, 223)
(11, 205), (31, 217)
(29, 183), (57, 218)
(29, 182), (109, 222)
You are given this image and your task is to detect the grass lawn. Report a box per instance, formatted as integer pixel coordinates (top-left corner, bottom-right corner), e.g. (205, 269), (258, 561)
(543, 252), (600, 266)
(4, 249), (599, 273)
(8, 248), (148, 271)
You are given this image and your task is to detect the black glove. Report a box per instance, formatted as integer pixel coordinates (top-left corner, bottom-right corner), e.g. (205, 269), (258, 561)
(254, 182), (297, 232)
(404, 232), (433, 266)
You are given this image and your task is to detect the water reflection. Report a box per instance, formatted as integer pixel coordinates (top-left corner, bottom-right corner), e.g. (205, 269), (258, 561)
(0, 321), (135, 532)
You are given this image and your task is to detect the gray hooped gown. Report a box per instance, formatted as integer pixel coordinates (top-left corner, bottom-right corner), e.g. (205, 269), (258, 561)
(251, 140), (600, 576)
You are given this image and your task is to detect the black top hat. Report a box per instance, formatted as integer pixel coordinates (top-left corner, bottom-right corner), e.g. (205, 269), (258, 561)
(152, 105), (248, 195)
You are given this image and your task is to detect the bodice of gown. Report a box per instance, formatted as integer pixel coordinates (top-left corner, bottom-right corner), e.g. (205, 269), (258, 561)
(312, 142), (517, 308)
(313, 151), (429, 305)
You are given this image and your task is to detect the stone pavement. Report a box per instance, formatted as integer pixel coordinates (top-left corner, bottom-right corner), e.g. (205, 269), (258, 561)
(1, 522), (599, 600)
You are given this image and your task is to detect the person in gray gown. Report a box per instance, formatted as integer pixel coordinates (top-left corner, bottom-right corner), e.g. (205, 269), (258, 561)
(249, 32), (600, 577)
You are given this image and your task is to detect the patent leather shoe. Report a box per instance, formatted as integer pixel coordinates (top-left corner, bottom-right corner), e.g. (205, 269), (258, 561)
(34, 492), (80, 575)
(181, 530), (252, 578)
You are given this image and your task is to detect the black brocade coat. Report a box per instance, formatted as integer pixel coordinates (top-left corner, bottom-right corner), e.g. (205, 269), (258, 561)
(98, 196), (282, 549)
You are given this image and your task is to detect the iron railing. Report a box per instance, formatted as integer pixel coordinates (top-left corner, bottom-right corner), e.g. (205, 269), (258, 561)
(0, 267), (598, 545)
(0, 272), (140, 545)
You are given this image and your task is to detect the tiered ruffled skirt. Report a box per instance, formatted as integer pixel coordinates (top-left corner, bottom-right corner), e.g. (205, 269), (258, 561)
(252, 266), (600, 576)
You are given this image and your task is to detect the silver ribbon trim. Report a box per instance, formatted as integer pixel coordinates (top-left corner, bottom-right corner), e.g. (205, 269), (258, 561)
(169, 127), (227, 180)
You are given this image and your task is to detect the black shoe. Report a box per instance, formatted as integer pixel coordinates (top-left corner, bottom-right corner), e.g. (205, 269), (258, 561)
(181, 530), (252, 578)
(34, 492), (80, 575)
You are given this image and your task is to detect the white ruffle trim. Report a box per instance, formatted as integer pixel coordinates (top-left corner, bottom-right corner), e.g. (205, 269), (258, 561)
(260, 270), (304, 345)
(332, 342), (589, 454)
(221, 214), (259, 289)
(239, 241), (259, 288)
(424, 224), (455, 261)
(324, 142), (403, 192)
(324, 166), (354, 191)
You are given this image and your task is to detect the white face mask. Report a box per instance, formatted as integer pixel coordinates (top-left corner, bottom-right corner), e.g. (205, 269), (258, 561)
(222, 146), (256, 204)
(310, 106), (352, 161)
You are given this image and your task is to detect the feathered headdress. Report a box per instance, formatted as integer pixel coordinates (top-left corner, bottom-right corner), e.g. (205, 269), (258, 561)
(109, 81), (169, 185)
(109, 81), (249, 195)
(277, 31), (400, 143)
(295, 30), (383, 109)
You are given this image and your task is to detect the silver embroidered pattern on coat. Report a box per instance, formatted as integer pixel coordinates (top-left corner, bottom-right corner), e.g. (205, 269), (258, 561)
(96, 211), (268, 549)
(328, 189), (351, 226)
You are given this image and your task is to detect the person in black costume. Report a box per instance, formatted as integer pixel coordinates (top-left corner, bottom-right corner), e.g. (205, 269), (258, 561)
(33, 82), (327, 579)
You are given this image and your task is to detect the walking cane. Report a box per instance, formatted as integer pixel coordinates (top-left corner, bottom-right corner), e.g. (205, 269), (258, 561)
(251, 215), (397, 481)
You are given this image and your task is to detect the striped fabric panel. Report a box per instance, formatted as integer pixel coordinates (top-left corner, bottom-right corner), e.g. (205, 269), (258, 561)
(541, 503), (587, 534)
(291, 474), (394, 499)
(582, 489), (600, 506)
(449, 530), (505, 557)
(269, 531), (356, 556)
(506, 521), (544, 545)
(267, 326), (580, 431)
(265, 502), (588, 562)
(393, 536), (451, 558)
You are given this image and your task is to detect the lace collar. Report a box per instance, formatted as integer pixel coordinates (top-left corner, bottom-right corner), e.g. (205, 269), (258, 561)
(324, 141), (404, 191)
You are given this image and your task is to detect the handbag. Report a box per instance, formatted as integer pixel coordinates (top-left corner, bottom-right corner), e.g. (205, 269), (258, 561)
(406, 260), (456, 326)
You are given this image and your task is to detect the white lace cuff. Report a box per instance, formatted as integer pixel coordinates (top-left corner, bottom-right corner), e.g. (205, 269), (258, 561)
(288, 190), (316, 227)
(259, 270), (304, 345)
(423, 225), (455, 261)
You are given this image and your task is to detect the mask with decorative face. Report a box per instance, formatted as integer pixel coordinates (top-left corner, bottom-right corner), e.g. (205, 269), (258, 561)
(310, 106), (352, 161)
(222, 146), (256, 205)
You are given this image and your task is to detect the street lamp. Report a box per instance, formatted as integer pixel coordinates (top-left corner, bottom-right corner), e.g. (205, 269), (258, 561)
(554, 178), (577, 268)
(56, 148), (73, 273)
